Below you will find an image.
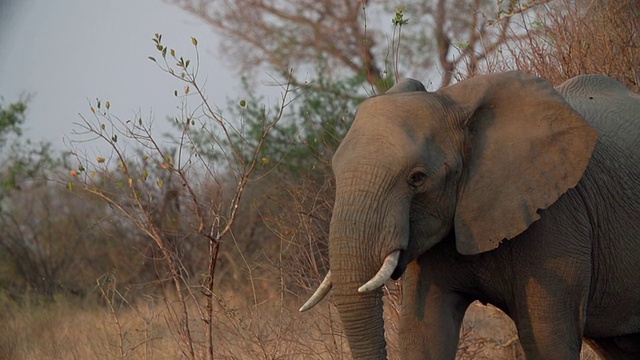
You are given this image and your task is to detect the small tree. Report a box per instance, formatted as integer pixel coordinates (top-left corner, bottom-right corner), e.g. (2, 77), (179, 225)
(0, 99), (54, 199)
(68, 34), (294, 359)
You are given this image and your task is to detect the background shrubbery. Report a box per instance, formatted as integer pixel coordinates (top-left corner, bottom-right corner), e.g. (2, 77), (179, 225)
(1, 0), (636, 358)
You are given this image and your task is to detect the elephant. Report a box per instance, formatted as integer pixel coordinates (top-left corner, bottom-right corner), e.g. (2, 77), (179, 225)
(299, 71), (640, 359)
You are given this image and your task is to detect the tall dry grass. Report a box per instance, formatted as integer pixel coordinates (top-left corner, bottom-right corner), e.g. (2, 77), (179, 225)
(0, 294), (598, 359)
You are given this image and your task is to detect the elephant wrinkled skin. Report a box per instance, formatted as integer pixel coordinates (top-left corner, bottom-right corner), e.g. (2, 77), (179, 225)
(301, 72), (640, 359)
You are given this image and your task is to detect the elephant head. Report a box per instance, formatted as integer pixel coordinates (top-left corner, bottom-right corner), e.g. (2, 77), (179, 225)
(300, 71), (598, 358)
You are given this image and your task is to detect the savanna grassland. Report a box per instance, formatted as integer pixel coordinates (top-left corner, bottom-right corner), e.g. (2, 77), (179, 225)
(1, 0), (636, 359)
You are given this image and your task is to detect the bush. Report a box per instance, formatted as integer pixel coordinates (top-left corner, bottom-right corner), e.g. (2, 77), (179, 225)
(502, 0), (639, 90)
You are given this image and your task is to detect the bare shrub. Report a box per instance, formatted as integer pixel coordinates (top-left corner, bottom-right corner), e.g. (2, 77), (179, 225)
(499, 0), (639, 89)
(66, 33), (297, 359)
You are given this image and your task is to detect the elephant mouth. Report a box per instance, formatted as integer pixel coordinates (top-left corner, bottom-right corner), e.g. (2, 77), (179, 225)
(300, 249), (407, 312)
(390, 261), (406, 280)
(390, 250), (409, 280)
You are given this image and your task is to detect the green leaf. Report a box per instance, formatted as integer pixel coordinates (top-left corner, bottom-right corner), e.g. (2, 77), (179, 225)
(392, 6), (410, 26)
(148, 56), (157, 62)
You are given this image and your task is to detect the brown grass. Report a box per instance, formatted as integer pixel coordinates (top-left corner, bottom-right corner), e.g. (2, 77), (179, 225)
(0, 293), (601, 359)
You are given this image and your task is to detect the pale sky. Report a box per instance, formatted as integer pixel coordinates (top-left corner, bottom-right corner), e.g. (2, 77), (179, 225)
(0, 0), (273, 151)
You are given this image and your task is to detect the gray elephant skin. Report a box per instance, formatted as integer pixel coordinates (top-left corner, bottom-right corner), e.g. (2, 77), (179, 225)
(300, 71), (640, 359)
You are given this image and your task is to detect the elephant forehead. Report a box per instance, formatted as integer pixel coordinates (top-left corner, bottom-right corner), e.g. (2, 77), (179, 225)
(348, 95), (448, 149)
(333, 99), (452, 172)
(356, 93), (442, 128)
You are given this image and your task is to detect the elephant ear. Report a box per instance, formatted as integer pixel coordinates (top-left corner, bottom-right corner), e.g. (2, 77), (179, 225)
(385, 78), (427, 94)
(441, 71), (598, 255)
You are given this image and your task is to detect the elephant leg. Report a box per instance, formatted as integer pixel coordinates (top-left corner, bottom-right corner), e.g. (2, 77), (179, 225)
(585, 334), (640, 360)
(512, 278), (588, 359)
(399, 259), (472, 360)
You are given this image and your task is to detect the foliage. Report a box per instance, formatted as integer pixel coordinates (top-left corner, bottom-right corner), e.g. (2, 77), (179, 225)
(0, 100), (66, 303)
(0, 99), (55, 199)
(0, 99), (26, 145)
(184, 74), (365, 177)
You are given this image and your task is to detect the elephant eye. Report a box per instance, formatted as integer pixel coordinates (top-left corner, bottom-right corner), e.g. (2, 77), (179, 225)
(408, 170), (427, 188)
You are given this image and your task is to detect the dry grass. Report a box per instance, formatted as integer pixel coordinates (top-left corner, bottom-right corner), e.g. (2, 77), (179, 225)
(0, 297), (181, 360)
(0, 289), (600, 359)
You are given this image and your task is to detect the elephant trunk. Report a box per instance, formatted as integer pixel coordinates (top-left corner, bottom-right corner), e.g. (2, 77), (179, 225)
(329, 233), (388, 359)
(314, 165), (407, 358)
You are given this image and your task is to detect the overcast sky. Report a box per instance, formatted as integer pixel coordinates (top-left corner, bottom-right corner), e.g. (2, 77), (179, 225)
(0, 0), (276, 152)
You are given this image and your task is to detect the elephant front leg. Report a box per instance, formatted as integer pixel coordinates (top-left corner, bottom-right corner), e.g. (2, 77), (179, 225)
(513, 275), (588, 360)
(399, 260), (472, 360)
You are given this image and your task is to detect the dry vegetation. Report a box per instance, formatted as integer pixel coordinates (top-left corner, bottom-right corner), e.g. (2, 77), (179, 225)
(1, 0), (637, 359)
(502, 0), (639, 91)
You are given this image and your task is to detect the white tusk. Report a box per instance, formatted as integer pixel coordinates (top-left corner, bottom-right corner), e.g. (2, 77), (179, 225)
(358, 250), (400, 293)
(299, 271), (333, 312)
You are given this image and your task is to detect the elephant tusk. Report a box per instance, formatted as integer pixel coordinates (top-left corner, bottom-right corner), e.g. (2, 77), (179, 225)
(358, 250), (400, 293)
(299, 271), (333, 312)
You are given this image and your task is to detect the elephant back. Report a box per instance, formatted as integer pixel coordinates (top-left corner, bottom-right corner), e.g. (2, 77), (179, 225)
(557, 75), (640, 152)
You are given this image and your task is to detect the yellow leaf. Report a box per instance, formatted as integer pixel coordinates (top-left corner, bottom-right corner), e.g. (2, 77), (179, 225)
(191, 37), (198, 46)
(105, 101), (110, 110)
(184, 86), (190, 95)
(261, 157), (270, 164)
(69, 170), (78, 177)
(97, 157), (105, 163)
(67, 182), (74, 191)
(128, 178), (133, 186)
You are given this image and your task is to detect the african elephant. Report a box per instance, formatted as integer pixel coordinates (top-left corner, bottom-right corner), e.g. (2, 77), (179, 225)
(300, 71), (640, 359)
